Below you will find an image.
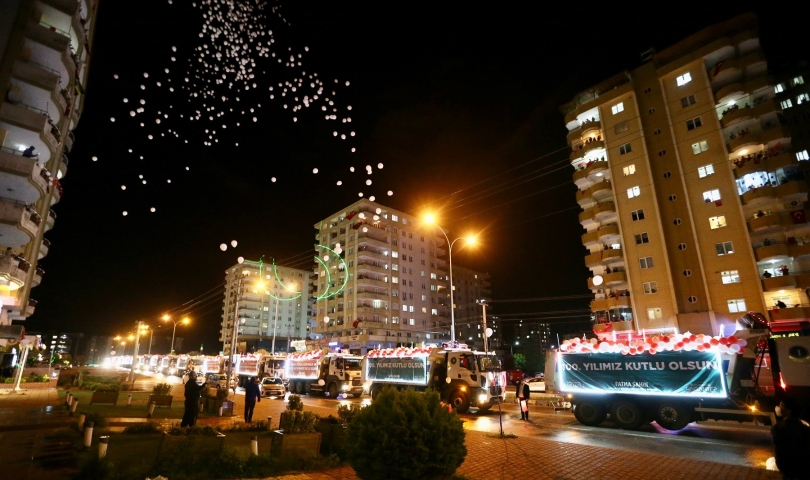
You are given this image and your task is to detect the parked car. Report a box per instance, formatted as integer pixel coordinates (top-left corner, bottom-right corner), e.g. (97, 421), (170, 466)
(261, 377), (286, 398)
(207, 373), (236, 389)
(504, 369), (525, 385)
(525, 377), (546, 393)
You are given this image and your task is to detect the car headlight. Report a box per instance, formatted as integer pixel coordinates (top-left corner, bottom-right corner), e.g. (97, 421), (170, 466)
(478, 394), (488, 404)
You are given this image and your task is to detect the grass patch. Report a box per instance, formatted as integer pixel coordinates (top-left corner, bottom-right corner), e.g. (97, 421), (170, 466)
(486, 432), (517, 439)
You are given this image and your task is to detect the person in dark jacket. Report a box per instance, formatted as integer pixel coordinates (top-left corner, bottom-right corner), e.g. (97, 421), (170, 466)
(516, 378), (531, 420)
(244, 376), (262, 422)
(181, 371), (207, 427)
(772, 398), (810, 479)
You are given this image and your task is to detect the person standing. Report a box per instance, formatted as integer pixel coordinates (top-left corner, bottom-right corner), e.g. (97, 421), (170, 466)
(772, 398), (810, 479)
(181, 371), (207, 427)
(244, 376), (262, 422)
(517, 378), (531, 421)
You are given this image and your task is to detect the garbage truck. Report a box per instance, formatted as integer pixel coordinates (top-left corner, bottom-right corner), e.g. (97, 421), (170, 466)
(285, 349), (364, 398)
(362, 344), (506, 413)
(548, 313), (810, 431)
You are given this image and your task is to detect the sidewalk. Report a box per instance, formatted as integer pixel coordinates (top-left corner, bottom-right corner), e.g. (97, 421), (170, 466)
(0, 387), (73, 430)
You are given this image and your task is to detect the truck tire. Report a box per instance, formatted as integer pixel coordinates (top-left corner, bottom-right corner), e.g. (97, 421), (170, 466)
(327, 382), (338, 398)
(370, 385), (382, 400)
(573, 400), (607, 426)
(477, 403), (491, 412)
(352, 392), (362, 398)
(611, 400), (645, 430)
(295, 381), (304, 395)
(449, 390), (470, 414)
(654, 402), (691, 431)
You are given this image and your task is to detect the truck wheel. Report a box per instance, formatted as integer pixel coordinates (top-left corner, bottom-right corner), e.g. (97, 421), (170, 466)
(654, 402), (691, 431)
(573, 400), (607, 426)
(449, 390), (470, 414)
(611, 400), (645, 430)
(370, 386), (382, 400)
(477, 403), (491, 412)
(327, 382), (338, 398)
(352, 392), (362, 398)
(295, 382), (304, 394)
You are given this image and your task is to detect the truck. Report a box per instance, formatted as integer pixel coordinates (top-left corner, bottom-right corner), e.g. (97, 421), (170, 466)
(234, 353), (262, 387)
(550, 313), (810, 431)
(262, 355), (287, 384)
(362, 344), (507, 414)
(286, 349), (364, 398)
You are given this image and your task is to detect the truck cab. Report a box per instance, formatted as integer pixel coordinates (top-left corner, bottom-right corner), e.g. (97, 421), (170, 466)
(308, 354), (364, 398)
(429, 348), (505, 413)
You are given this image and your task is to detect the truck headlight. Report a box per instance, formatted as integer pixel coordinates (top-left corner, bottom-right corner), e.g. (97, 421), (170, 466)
(478, 394), (488, 404)
(341, 384), (349, 391)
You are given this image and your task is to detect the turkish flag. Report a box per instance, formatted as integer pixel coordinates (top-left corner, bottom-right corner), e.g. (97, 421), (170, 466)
(715, 200), (723, 206)
(792, 210), (807, 225)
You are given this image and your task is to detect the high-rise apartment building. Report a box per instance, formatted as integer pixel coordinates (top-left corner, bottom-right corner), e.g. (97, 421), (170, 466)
(83, 334), (113, 365)
(563, 14), (810, 338)
(220, 260), (314, 355)
(0, 0), (98, 327)
(452, 265), (493, 350)
(312, 199), (450, 354)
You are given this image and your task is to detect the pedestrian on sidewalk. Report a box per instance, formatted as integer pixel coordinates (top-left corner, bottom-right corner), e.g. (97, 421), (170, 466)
(517, 378), (531, 420)
(244, 376), (261, 422)
(772, 398), (810, 480)
(181, 371), (206, 427)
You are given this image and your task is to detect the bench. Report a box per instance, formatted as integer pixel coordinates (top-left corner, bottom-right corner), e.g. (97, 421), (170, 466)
(89, 391), (120, 405)
(148, 394), (173, 408)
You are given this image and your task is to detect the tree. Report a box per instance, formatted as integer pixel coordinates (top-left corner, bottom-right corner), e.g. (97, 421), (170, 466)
(513, 353), (527, 370)
(346, 387), (466, 480)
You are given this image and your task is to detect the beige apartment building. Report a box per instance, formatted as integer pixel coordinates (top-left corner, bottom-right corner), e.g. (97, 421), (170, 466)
(452, 265), (493, 350)
(563, 14), (810, 337)
(220, 260), (315, 355)
(0, 0), (97, 328)
(312, 199), (451, 354)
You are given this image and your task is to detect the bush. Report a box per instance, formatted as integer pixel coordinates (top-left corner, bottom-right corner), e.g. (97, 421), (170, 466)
(27, 373), (50, 382)
(219, 420), (268, 432)
(216, 388), (229, 401)
(93, 384), (120, 392)
(152, 383), (172, 395)
(337, 403), (363, 425)
(346, 387), (466, 480)
(318, 414), (341, 424)
(122, 422), (162, 434)
(287, 394), (304, 412)
(84, 411), (107, 428)
(279, 410), (317, 434)
(167, 424), (220, 436)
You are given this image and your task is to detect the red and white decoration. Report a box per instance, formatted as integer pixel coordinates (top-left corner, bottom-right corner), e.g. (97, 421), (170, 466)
(366, 347), (432, 358)
(560, 332), (747, 356)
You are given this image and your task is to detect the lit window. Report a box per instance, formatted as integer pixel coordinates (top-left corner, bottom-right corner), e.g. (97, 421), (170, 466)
(431, 308), (438, 315)
(798, 93), (810, 105)
(691, 140), (709, 154)
(715, 241), (734, 256)
(627, 186), (641, 198)
(647, 307), (663, 320)
(721, 270), (741, 284)
(631, 209), (645, 221)
(781, 99), (793, 109)
(639, 257), (654, 269)
(797, 150), (810, 161)
(634, 232), (649, 245)
(793, 76), (805, 86)
(611, 102), (624, 115)
(709, 215), (727, 229)
(392, 277), (399, 284)
(643, 281), (658, 294)
(623, 164), (636, 176)
(727, 298), (746, 313)
(680, 94), (696, 108)
(430, 272), (437, 279)
(698, 164), (715, 178)
(703, 189), (721, 203)
(619, 143), (632, 155)
(676, 73), (692, 86)
(391, 214), (398, 222)
(775, 83), (785, 93)
(686, 117), (702, 130)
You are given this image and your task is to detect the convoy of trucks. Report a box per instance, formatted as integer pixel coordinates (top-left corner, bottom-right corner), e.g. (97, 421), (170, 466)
(548, 313), (810, 431)
(285, 349), (364, 397)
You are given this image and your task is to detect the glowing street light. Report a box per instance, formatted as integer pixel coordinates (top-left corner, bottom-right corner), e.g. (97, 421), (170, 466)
(424, 213), (479, 343)
(162, 315), (190, 355)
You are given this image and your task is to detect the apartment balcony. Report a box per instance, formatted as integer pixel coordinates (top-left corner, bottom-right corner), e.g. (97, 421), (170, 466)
(357, 233), (388, 248)
(356, 290), (388, 301)
(774, 181), (808, 203)
(0, 148), (51, 203)
(12, 60), (61, 93)
(721, 107), (752, 128)
(597, 224), (620, 242)
(567, 129), (581, 145)
(741, 185), (774, 206)
(42, 0), (80, 15)
(581, 230), (599, 246)
(45, 209), (55, 231)
(768, 306), (810, 322)
(357, 248), (386, 261)
(582, 139), (605, 155)
(761, 126), (791, 146)
(576, 181), (612, 206)
(749, 213), (784, 233)
(64, 131), (75, 153)
(607, 296), (631, 309)
(594, 202), (616, 221)
(569, 147), (585, 163)
(740, 50), (767, 75)
(593, 320), (634, 335)
(728, 133), (760, 154)
(0, 256), (27, 290)
(745, 75), (775, 96)
(26, 22), (71, 53)
(713, 57), (741, 85)
(581, 119), (600, 135)
(590, 298), (608, 311)
(762, 275), (797, 291)
(356, 263), (388, 275)
(789, 242), (810, 258)
(588, 271), (627, 289)
(754, 243), (790, 262)
(0, 200), (39, 248)
(357, 276), (387, 288)
(735, 150), (799, 178)
(24, 298), (36, 317)
(579, 208), (596, 227)
(715, 82), (744, 104)
(31, 267), (44, 287)
(356, 306), (388, 315)
(38, 238), (50, 259)
(58, 154), (68, 179)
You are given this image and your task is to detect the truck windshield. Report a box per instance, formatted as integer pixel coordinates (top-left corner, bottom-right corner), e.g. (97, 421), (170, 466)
(477, 354), (500, 372)
(345, 359), (362, 371)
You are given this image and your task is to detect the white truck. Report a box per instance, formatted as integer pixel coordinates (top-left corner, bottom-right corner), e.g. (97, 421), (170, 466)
(362, 344), (506, 414)
(234, 353), (262, 387)
(286, 349), (364, 398)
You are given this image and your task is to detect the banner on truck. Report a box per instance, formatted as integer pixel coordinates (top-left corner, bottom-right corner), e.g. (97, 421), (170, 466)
(366, 357), (427, 384)
(558, 351), (727, 398)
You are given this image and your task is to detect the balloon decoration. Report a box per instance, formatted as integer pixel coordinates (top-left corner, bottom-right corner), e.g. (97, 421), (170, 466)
(559, 332), (747, 356)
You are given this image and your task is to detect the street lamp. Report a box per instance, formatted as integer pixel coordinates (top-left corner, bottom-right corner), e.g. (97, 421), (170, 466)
(162, 314), (190, 355)
(270, 282), (296, 354)
(425, 214), (477, 343)
(140, 324), (154, 356)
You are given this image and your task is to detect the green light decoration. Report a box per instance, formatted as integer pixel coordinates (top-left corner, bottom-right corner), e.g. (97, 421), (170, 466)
(255, 244), (347, 302)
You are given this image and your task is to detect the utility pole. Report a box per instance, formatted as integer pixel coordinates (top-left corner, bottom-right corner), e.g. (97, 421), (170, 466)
(481, 301), (489, 353)
(227, 275), (244, 396)
(271, 291), (280, 354)
(286, 323), (292, 353)
(128, 321), (142, 383)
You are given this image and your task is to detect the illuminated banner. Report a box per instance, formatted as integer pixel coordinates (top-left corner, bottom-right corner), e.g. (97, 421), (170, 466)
(366, 357), (427, 384)
(558, 351), (727, 398)
(236, 357), (259, 375)
(203, 359), (220, 373)
(288, 359), (319, 378)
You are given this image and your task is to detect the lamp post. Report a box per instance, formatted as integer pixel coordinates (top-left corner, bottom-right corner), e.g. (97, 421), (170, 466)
(227, 274), (246, 396)
(162, 315), (190, 355)
(425, 214), (476, 343)
(267, 282), (296, 354)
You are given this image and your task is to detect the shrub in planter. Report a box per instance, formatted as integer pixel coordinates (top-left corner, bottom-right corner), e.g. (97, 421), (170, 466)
(152, 383), (173, 396)
(337, 403), (362, 425)
(279, 410), (317, 434)
(287, 394), (304, 412)
(346, 387), (466, 480)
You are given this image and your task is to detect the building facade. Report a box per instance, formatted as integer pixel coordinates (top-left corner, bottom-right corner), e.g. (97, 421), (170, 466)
(312, 199), (451, 354)
(0, 0), (98, 328)
(220, 259), (314, 355)
(452, 265), (493, 350)
(563, 14), (810, 337)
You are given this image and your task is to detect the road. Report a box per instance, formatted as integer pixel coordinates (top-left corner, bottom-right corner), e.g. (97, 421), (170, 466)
(127, 370), (774, 470)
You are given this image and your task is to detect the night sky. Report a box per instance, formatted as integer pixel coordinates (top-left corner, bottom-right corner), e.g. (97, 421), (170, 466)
(26, 2), (807, 353)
